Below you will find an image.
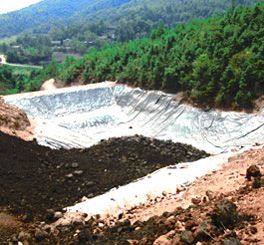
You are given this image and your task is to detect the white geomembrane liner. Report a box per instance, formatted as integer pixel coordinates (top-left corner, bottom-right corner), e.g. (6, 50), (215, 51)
(66, 153), (231, 217)
(4, 82), (264, 153)
(3, 82), (264, 217)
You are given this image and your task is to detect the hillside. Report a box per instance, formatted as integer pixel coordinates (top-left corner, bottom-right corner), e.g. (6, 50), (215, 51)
(1, 2), (264, 244)
(0, 0), (260, 39)
(45, 0), (261, 42)
(51, 3), (264, 110)
(1, 4), (263, 110)
(0, 97), (33, 140)
(0, 0), (261, 65)
(0, 0), (131, 38)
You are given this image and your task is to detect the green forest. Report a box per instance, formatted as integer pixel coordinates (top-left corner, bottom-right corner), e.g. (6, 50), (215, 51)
(55, 3), (264, 109)
(0, 65), (48, 95)
(0, 0), (261, 64)
(1, 3), (263, 110)
(0, 0), (260, 38)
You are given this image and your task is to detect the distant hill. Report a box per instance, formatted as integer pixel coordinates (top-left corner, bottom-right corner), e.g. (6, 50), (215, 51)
(0, 0), (131, 38)
(0, 0), (262, 66)
(0, 0), (261, 38)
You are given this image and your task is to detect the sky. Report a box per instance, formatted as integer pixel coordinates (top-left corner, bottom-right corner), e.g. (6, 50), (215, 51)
(0, 0), (41, 14)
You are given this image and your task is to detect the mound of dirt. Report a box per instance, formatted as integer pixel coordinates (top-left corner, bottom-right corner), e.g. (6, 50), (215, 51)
(0, 97), (33, 140)
(0, 133), (208, 224)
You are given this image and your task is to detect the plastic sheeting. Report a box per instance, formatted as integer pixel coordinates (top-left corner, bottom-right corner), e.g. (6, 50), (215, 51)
(4, 82), (264, 154)
(66, 153), (231, 217)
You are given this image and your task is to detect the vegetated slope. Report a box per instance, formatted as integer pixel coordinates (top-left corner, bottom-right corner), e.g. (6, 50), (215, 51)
(0, 65), (47, 95)
(72, 0), (260, 42)
(54, 3), (264, 109)
(0, 0), (259, 39)
(0, 0), (131, 38)
(0, 0), (260, 67)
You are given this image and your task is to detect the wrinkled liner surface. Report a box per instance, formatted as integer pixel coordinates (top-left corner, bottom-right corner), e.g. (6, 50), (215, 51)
(4, 82), (264, 154)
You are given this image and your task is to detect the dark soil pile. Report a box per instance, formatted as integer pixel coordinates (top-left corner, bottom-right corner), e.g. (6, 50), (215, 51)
(0, 132), (208, 223)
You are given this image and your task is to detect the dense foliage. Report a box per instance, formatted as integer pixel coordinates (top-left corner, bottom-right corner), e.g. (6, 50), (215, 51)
(0, 0), (261, 64)
(2, 35), (52, 65)
(54, 3), (264, 109)
(40, 0), (260, 42)
(0, 65), (48, 95)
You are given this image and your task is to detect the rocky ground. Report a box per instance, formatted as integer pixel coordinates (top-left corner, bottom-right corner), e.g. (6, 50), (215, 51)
(1, 135), (264, 245)
(114, 145), (264, 224)
(0, 132), (208, 244)
(31, 149), (264, 245)
(4, 159), (264, 245)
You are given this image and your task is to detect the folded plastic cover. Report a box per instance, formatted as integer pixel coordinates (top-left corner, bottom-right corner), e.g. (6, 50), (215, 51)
(4, 82), (264, 154)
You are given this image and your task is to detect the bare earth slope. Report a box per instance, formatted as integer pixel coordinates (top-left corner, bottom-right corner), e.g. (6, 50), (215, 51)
(0, 97), (33, 140)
